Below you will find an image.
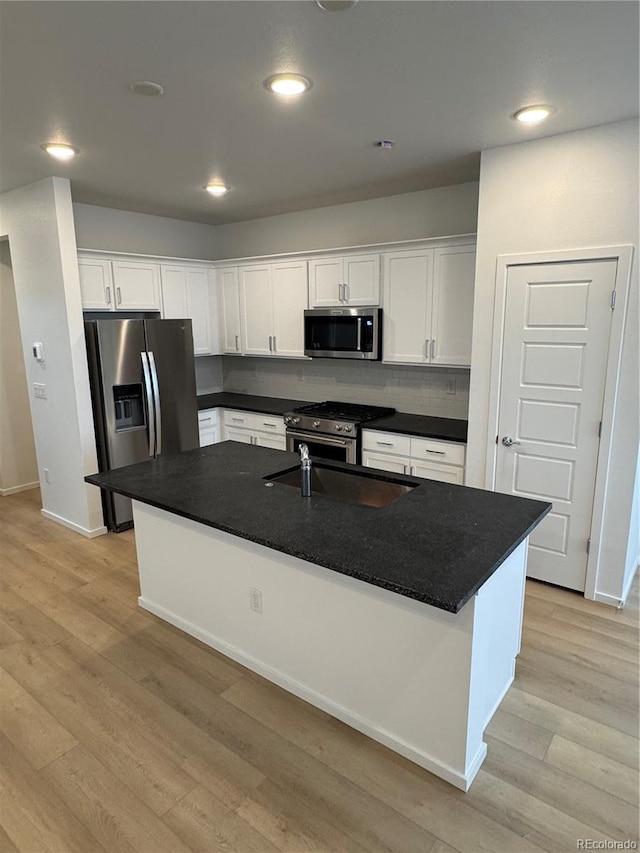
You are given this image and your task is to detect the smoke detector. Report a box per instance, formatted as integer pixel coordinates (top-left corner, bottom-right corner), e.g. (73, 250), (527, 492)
(375, 140), (395, 149)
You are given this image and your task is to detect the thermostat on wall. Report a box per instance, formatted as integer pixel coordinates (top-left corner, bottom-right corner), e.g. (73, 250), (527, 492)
(32, 342), (44, 361)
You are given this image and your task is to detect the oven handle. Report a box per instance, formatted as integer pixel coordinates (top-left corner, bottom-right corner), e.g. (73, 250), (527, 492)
(356, 316), (362, 351)
(286, 429), (352, 447)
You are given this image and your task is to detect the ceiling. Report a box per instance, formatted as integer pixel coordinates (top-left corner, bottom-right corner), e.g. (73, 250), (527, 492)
(0, 1), (638, 225)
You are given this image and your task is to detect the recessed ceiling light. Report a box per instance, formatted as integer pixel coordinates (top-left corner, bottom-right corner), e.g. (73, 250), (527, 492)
(41, 142), (78, 161)
(205, 183), (229, 197)
(265, 74), (311, 97)
(129, 80), (164, 96)
(513, 105), (554, 124)
(316, 0), (359, 10)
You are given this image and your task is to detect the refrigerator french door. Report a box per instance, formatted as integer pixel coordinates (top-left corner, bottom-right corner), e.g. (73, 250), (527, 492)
(85, 318), (199, 531)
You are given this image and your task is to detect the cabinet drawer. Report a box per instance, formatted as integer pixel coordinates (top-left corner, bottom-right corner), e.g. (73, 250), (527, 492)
(198, 408), (218, 425)
(361, 430), (411, 456)
(410, 437), (465, 467)
(253, 414), (285, 436)
(223, 409), (253, 429)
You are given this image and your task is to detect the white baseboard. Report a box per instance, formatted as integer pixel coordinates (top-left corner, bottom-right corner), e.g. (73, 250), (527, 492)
(1, 481), (39, 497)
(40, 508), (107, 539)
(138, 595), (474, 791)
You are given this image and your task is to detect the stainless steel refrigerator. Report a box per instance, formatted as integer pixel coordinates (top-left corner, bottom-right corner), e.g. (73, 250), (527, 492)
(85, 318), (199, 531)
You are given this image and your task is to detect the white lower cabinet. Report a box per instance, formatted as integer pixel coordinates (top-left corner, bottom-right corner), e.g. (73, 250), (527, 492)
(361, 429), (465, 484)
(222, 410), (286, 451)
(198, 409), (220, 447)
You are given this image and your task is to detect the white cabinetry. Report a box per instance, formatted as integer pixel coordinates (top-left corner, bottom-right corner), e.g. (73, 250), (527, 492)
(382, 244), (475, 366)
(160, 264), (219, 356)
(218, 267), (242, 354)
(240, 261), (308, 358)
(309, 254), (380, 307)
(222, 410), (286, 451)
(361, 429), (465, 484)
(78, 254), (161, 311)
(198, 409), (220, 447)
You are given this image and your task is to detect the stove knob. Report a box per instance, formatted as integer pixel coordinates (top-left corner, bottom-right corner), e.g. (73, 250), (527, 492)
(293, 417), (300, 425)
(344, 424), (352, 433)
(335, 424), (343, 432)
(313, 420), (320, 428)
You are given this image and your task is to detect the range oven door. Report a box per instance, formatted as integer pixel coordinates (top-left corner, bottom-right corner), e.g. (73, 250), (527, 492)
(286, 429), (358, 465)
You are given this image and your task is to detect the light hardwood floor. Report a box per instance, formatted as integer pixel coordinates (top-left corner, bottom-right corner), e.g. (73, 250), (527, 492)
(1, 488), (638, 853)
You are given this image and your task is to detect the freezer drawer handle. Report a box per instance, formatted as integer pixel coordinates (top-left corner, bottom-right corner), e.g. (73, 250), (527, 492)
(148, 351), (162, 455)
(141, 352), (155, 457)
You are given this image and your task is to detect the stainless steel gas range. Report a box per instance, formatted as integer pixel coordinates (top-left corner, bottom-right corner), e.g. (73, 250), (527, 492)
(284, 401), (395, 464)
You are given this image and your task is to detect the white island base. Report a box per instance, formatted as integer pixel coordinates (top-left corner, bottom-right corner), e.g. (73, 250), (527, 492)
(133, 501), (528, 791)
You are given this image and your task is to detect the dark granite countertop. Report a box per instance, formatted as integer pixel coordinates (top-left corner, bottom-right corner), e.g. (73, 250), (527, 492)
(86, 443), (550, 614)
(197, 393), (468, 442)
(197, 392), (307, 416)
(364, 413), (468, 443)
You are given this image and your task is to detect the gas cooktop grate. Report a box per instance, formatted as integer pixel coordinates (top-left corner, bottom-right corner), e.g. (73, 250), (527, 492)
(291, 401), (395, 423)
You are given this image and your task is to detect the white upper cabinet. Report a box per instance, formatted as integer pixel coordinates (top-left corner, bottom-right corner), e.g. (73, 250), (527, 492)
(309, 253), (380, 307)
(111, 260), (161, 310)
(78, 257), (114, 309)
(240, 265), (273, 356)
(271, 261), (307, 358)
(431, 246), (476, 366)
(382, 243), (475, 367)
(218, 266), (242, 354)
(240, 261), (308, 358)
(78, 254), (160, 311)
(160, 264), (219, 356)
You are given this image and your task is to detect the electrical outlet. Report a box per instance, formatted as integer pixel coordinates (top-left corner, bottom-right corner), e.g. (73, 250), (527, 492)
(43, 468), (51, 484)
(447, 379), (456, 396)
(33, 383), (46, 399)
(297, 368), (305, 382)
(249, 587), (263, 613)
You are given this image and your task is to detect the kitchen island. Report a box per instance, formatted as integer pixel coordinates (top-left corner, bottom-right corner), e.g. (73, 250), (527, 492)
(86, 442), (549, 790)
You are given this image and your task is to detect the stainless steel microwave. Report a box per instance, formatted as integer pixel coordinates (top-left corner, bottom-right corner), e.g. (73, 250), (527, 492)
(304, 307), (382, 360)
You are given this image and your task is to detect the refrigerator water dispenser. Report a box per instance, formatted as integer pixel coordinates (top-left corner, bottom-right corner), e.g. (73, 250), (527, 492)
(113, 384), (146, 431)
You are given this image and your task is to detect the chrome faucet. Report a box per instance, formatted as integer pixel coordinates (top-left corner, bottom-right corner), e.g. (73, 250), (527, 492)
(299, 443), (312, 497)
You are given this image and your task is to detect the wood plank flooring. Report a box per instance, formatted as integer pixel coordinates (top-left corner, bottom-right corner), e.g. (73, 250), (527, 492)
(1, 488), (638, 853)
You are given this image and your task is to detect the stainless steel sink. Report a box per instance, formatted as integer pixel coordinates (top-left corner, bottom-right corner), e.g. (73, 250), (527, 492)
(265, 464), (417, 508)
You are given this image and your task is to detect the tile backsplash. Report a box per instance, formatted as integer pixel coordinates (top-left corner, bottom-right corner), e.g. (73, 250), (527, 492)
(222, 357), (469, 420)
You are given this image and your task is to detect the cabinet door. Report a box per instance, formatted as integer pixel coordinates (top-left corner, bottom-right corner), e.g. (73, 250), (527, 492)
(382, 250), (432, 364)
(218, 267), (242, 354)
(185, 268), (213, 356)
(223, 426), (253, 444)
(240, 265), (273, 356)
(309, 258), (343, 307)
(431, 246), (475, 366)
(199, 428), (217, 447)
(111, 261), (161, 310)
(160, 266), (189, 319)
(78, 257), (113, 310)
(362, 451), (409, 476)
(272, 261), (308, 358)
(254, 432), (286, 451)
(411, 460), (464, 485)
(344, 254), (380, 305)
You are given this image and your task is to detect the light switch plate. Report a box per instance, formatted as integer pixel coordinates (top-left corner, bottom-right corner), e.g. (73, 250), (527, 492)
(33, 383), (46, 399)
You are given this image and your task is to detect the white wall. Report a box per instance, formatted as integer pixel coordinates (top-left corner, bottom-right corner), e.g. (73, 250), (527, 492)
(73, 202), (218, 260)
(0, 178), (104, 535)
(214, 183), (479, 259)
(0, 242), (38, 495)
(468, 119), (639, 603)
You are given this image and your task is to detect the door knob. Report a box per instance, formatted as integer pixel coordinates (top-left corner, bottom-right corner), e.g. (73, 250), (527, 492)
(501, 436), (521, 447)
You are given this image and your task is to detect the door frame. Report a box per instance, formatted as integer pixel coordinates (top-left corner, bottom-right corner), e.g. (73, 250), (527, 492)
(484, 245), (634, 600)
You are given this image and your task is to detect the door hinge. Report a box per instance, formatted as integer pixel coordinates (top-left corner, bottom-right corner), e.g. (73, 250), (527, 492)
(610, 290), (617, 309)
(598, 420), (603, 438)
(586, 537), (591, 555)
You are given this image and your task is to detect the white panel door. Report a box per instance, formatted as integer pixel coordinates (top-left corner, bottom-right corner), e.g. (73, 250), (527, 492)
(362, 451), (409, 476)
(382, 250), (431, 364)
(344, 254), (380, 305)
(185, 268), (212, 355)
(218, 267), (242, 353)
(272, 261), (308, 358)
(160, 266), (189, 319)
(240, 265), (273, 356)
(223, 426), (253, 444)
(111, 261), (161, 309)
(78, 257), (113, 310)
(309, 258), (343, 306)
(411, 461), (464, 485)
(431, 246), (475, 366)
(495, 260), (616, 591)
